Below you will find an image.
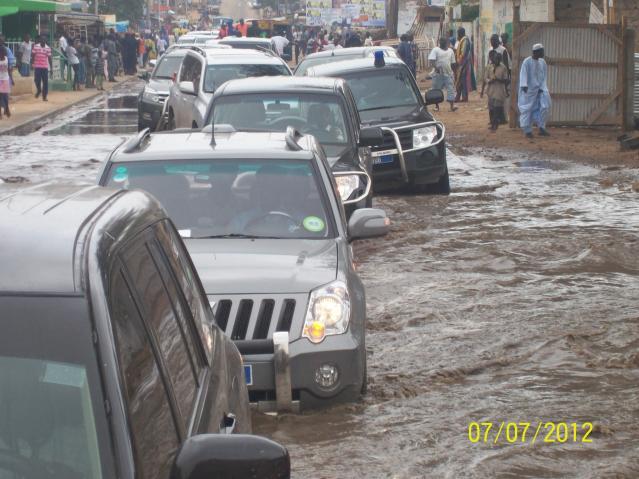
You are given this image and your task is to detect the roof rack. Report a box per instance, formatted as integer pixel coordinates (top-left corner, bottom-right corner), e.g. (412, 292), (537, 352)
(122, 128), (151, 153)
(285, 126), (303, 151)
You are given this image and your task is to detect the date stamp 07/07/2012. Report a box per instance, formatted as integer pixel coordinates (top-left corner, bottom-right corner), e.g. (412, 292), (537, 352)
(468, 421), (594, 445)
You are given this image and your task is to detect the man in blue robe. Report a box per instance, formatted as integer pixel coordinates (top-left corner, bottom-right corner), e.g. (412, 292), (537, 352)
(518, 43), (551, 138)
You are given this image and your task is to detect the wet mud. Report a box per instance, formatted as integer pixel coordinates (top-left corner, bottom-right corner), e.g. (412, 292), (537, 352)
(1, 85), (639, 478)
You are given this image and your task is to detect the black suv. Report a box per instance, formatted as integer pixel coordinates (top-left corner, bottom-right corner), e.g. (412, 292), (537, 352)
(0, 183), (289, 479)
(138, 48), (189, 131)
(306, 56), (449, 193)
(203, 76), (383, 211)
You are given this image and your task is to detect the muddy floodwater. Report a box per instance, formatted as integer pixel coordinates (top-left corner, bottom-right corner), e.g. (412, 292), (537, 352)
(2, 85), (639, 478)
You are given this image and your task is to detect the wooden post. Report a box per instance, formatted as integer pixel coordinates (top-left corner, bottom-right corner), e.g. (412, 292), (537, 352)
(509, 0), (521, 129)
(622, 17), (635, 130)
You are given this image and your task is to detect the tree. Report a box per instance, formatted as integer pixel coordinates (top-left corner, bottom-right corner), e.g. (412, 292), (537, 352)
(100, 0), (145, 22)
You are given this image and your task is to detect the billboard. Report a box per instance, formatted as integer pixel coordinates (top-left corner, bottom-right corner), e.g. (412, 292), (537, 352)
(306, 0), (385, 27)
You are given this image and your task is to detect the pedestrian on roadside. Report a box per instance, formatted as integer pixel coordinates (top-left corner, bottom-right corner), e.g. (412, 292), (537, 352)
(454, 27), (476, 102)
(518, 43), (551, 138)
(94, 42), (106, 91)
(397, 35), (414, 75)
(408, 33), (418, 75)
(481, 50), (508, 131)
(77, 37), (89, 86)
(236, 19), (248, 37)
(137, 34), (144, 67)
(104, 31), (118, 82)
(156, 35), (166, 57)
(0, 36), (16, 69)
(58, 32), (68, 54)
(219, 22), (228, 39)
(429, 37), (457, 112)
(271, 31), (289, 58)
(0, 46), (12, 118)
(66, 39), (81, 91)
(292, 27), (302, 63)
(487, 33), (510, 124)
(18, 34), (32, 77)
(31, 35), (51, 101)
(448, 29), (456, 49)
(364, 31), (373, 47)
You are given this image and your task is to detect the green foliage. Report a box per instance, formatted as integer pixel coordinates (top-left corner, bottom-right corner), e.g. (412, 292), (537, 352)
(100, 0), (145, 22)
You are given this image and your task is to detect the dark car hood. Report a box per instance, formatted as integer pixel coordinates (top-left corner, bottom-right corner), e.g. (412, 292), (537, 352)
(184, 238), (338, 294)
(359, 105), (433, 127)
(148, 77), (171, 94)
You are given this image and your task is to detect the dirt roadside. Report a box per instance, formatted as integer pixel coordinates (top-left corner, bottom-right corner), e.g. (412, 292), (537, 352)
(416, 75), (639, 170)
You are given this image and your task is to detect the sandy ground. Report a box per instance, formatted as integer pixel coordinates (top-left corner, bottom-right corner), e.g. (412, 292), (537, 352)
(416, 75), (639, 170)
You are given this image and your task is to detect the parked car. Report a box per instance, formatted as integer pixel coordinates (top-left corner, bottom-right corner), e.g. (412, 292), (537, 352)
(166, 48), (292, 130)
(294, 45), (398, 76)
(204, 76), (384, 212)
(98, 126), (390, 411)
(0, 182), (290, 479)
(138, 48), (188, 131)
(305, 56), (449, 193)
(177, 34), (216, 45)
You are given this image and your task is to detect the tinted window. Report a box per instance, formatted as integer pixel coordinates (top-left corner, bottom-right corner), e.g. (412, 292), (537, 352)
(342, 68), (420, 112)
(122, 241), (198, 424)
(106, 159), (335, 239)
(211, 93), (350, 152)
(154, 221), (214, 360)
(154, 54), (185, 79)
(110, 270), (179, 479)
(203, 64), (290, 92)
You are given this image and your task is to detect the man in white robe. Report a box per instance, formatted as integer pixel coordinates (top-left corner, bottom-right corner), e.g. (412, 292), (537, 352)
(518, 43), (551, 138)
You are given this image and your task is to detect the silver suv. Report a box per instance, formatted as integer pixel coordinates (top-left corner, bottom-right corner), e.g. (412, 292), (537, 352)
(99, 126), (389, 411)
(166, 47), (292, 130)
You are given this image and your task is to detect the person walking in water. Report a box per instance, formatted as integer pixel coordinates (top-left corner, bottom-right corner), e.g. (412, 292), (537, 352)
(518, 43), (551, 138)
(481, 50), (509, 131)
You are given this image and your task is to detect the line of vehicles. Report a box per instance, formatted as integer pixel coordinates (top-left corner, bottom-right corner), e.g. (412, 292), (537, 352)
(0, 37), (449, 479)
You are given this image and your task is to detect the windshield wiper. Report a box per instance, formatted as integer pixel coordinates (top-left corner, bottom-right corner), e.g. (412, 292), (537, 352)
(191, 233), (283, 239)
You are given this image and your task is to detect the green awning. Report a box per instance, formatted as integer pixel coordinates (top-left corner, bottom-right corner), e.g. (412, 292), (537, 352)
(2, 0), (71, 14)
(0, 7), (20, 17)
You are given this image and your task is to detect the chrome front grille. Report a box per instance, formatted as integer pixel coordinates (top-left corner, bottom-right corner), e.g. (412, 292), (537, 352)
(210, 294), (307, 341)
(374, 129), (413, 151)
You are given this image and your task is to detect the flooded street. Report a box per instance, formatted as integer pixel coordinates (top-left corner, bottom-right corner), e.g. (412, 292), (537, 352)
(2, 85), (639, 478)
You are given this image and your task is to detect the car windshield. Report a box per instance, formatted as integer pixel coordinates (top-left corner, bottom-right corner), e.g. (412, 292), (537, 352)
(211, 93), (350, 147)
(0, 295), (113, 479)
(342, 67), (420, 112)
(153, 55), (184, 79)
(203, 64), (290, 92)
(105, 159), (335, 239)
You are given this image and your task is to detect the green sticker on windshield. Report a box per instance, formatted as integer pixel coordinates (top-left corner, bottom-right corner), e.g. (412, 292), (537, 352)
(303, 216), (325, 232)
(115, 166), (128, 174)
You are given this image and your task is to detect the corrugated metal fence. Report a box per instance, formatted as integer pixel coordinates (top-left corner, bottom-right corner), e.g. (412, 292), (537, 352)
(511, 22), (626, 127)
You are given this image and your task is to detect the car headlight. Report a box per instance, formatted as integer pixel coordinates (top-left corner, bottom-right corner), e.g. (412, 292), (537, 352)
(335, 175), (360, 201)
(303, 280), (350, 343)
(143, 88), (161, 103)
(413, 126), (438, 149)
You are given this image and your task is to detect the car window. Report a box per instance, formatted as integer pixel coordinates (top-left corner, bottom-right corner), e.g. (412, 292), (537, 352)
(179, 56), (202, 94)
(121, 240), (198, 426)
(154, 55), (184, 79)
(106, 159), (336, 239)
(154, 220), (214, 362)
(203, 64), (290, 92)
(212, 93), (350, 148)
(342, 67), (420, 112)
(109, 268), (180, 479)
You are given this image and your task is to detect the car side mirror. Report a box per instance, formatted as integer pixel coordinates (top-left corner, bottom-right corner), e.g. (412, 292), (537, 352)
(171, 434), (290, 479)
(149, 59), (157, 68)
(358, 127), (383, 147)
(347, 208), (389, 241)
(138, 72), (150, 81)
(425, 89), (444, 106)
(179, 81), (196, 95)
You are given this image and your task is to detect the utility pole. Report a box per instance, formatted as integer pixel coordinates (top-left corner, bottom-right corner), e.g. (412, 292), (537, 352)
(94, 0), (98, 15)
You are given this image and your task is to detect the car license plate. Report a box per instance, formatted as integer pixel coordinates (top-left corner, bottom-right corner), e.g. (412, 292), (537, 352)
(244, 365), (253, 386)
(371, 148), (398, 157)
(373, 154), (395, 165)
